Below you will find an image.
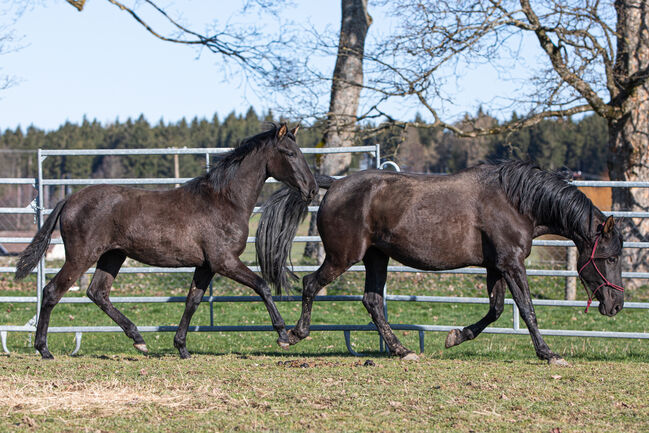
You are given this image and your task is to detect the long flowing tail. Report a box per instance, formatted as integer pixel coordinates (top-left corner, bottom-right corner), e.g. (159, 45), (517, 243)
(256, 174), (335, 295)
(14, 199), (67, 280)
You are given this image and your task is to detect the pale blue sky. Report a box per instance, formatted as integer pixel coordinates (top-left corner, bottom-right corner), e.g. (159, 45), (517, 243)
(0, 0), (525, 132)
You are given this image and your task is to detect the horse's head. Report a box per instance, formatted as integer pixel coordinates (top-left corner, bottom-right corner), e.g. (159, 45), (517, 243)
(267, 123), (317, 202)
(577, 216), (624, 316)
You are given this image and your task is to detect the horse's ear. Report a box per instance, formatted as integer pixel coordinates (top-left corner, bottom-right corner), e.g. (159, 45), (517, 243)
(276, 123), (288, 140)
(602, 215), (615, 235)
(290, 125), (300, 136)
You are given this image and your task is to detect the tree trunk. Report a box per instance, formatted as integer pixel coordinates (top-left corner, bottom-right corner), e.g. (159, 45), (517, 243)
(305, 0), (372, 261)
(321, 0), (372, 175)
(608, 0), (649, 289)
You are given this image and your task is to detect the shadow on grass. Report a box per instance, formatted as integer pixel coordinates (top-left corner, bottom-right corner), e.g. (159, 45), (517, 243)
(133, 348), (390, 359)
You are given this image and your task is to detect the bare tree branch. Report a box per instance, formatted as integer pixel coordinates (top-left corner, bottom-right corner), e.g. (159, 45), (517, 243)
(65, 0), (299, 88)
(517, 0), (618, 118)
(65, 0), (86, 12)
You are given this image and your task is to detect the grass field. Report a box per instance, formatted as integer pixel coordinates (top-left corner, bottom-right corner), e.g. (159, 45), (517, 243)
(1, 253), (649, 432)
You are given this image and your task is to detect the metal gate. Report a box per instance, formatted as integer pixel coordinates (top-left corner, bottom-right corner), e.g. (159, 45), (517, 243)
(1, 146), (648, 356)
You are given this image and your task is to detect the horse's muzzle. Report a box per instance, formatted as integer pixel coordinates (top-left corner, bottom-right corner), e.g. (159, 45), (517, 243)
(305, 185), (318, 203)
(599, 301), (623, 317)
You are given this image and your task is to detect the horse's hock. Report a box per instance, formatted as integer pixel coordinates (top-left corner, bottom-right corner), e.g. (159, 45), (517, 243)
(1, 147), (648, 356)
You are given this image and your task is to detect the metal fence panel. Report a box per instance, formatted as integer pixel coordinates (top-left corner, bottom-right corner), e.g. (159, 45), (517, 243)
(0, 145), (647, 356)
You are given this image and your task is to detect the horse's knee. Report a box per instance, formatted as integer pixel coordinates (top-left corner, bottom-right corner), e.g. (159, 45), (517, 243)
(187, 289), (205, 306)
(86, 283), (110, 305)
(480, 304), (504, 327)
(303, 272), (317, 287)
(86, 286), (98, 303)
(493, 302), (505, 319)
(41, 284), (63, 308)
(302, 273), (320, 296)
(362, 292), (381, 311)
(258, 284), (273, 298)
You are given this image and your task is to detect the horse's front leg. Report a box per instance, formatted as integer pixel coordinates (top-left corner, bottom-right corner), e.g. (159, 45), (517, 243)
(288, 255), (346, 346)
(445, 268), (506, 348)
(216, 257), (290, 348)
(502, 262), (569, 366)
(174, 265), (214, 359)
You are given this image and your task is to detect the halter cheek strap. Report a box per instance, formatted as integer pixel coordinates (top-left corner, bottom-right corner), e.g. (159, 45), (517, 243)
(578, 232), (624, 313)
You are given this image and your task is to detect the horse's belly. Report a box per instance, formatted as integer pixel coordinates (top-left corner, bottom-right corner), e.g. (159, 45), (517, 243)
(119, 230), (205, 268)
(378, 228), (484, 271)
(127, 252), (203, 268)
(124, 248), (204, 268)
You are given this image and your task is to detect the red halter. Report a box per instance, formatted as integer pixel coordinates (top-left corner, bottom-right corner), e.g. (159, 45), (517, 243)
(578, 232), (624, 313)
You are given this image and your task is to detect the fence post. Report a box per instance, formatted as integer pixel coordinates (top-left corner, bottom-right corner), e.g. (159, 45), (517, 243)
(35, 149), (45, 326)
(565, 246), (577, 300)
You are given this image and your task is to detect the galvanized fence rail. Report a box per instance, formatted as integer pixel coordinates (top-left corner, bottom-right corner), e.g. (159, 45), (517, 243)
(1, 146), (648, 356)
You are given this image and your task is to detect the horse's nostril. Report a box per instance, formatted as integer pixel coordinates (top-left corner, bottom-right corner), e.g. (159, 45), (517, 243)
(308, 187), (317, 201)
(614, 304), (622, 313)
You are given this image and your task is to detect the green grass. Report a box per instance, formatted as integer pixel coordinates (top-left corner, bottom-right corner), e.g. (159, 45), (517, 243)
(1, 259), (649, 432)
(1, 265), (649, 360)
(1, 354), (648, 432)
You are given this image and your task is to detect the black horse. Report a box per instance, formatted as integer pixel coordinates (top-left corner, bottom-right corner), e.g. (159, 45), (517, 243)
(15, 123), (317, 359)
(257, 161), (624, 365)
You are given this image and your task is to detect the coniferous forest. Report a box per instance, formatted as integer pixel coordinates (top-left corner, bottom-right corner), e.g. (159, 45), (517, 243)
(1, 107), (609, 184)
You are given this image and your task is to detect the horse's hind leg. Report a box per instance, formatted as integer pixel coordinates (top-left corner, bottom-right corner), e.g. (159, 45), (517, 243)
(288, 255), (348, 345)
(35, 261), (88, 359)
(360, 247), (417, 360)
(445, 268), (506, 348)
(86, 250), (148, 353)
(174, 265), (214, 359)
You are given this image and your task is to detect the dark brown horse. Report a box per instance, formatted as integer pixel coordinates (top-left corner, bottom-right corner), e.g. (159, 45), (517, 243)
(15, 123), (317, 359)
(257, 161), (624, 365)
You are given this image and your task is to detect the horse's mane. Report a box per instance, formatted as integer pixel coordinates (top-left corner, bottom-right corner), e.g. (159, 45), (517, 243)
(184, 123), (282, 194)
(490, 160), (599, 239)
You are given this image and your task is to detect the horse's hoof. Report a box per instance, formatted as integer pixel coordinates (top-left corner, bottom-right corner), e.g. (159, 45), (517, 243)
(401, 352), (419, 361)
(133, 343), (149, 353)
(40, 353), (54, 360)
(548, 357), (570, 367)
(445, 329), (462, 348)
(277, 340), (290, 350)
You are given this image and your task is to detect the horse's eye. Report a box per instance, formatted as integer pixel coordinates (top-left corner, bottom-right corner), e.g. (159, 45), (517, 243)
(281, 149), (296, 157)
(607, 257), (617, 264)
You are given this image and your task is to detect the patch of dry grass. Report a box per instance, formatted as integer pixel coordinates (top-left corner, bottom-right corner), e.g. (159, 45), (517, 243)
(1, 375), (231, 416)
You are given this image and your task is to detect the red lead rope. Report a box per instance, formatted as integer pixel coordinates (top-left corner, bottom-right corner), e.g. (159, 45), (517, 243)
(578, 233), (624, 313)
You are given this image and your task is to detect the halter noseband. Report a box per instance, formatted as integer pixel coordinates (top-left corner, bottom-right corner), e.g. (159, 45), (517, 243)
(578, 231), (624, 313)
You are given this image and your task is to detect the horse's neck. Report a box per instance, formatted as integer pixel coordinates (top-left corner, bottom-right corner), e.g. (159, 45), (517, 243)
(533, 217), (594, 251)
(220, 152), (267, 213)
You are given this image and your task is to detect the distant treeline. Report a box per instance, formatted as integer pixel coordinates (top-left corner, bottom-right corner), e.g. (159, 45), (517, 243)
(0, 108), (323, 181)
(382, 109), (609, 178)
(0, 106), (609, 181)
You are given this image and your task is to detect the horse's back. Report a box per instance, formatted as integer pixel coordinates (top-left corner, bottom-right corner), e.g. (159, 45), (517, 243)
(320, 168), (492, 227)
(58, 184), (209, 266)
